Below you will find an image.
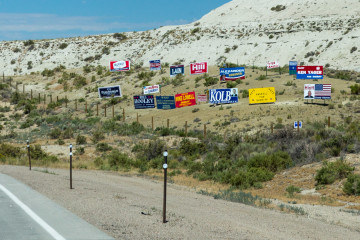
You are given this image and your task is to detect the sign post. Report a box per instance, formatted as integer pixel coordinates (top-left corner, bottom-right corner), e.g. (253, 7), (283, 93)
(162, 150), (168, 223)
(70, 144), (73, 189)
(27, 140), (31, 170)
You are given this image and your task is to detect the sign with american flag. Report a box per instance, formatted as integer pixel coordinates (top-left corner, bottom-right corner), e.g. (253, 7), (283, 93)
(315, 84), (331, 99)
(304, 84), (331, 99)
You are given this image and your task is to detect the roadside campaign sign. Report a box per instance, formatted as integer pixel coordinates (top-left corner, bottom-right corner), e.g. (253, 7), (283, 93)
(156, 96), (176, 109)
(289, 61), (297, 75)
(175, 91), (196, 108)
(143, 85), (160, 94)
(267, 61), (280, 69)
(219, 67), (245, 81)
(304, 84), (331, 99)
(98, 85), (122, 98)
(190, 62), (208, 75)
(150, 60), (161, 71)
(197, 94), (207, 102)
(133, 95), (155, 109)
(297, 66), (323, 79)
(249, 87), (276, 104)
(209, 89), (238, 104)
(110, 60), (130, 72)
(170, 65), (184, 77)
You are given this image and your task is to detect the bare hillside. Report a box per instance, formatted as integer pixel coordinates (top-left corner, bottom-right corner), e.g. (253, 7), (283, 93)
(1, 0), (360, 75)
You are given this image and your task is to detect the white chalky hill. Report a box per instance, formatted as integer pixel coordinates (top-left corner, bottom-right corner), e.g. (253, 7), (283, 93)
(1, 0), (360, 76)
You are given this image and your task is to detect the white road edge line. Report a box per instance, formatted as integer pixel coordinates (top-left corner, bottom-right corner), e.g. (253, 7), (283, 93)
(0, 184), (66, 240)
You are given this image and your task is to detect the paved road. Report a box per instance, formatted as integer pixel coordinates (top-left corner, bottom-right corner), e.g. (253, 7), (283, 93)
(0, 173), (113, 240)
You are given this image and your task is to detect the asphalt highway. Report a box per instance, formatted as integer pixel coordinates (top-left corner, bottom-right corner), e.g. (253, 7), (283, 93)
(0, 173), (113, 240)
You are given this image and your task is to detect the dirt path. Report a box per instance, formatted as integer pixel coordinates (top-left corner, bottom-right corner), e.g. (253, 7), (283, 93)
(0, 165), (359, 240)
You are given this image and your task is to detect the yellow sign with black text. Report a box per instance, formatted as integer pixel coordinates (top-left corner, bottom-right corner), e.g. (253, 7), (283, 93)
(249, 87), (276, 104)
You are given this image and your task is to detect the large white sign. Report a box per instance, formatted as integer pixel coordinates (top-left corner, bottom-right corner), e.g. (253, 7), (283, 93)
(143, 85), (160, 94)
(267, 61), (280, 69)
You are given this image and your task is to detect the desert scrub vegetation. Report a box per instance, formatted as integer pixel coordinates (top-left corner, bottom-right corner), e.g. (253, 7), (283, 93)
(315, 160), (354, 185)
(271, 5), (286, 11)
(3, 87), (360, 190)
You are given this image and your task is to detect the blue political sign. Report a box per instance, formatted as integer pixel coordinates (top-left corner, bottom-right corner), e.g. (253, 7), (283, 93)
(133, 95), (155, 109)
(156, 96), (176, 109)
(170, 65), (184, 77)
(289, 61), (297, 75)
(209, 89), (238, 104)
(219, 67), (245, 81)
(98, 85), (122, 98)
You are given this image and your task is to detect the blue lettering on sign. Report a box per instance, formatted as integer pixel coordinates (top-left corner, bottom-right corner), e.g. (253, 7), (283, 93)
(170, 65), (184, 77)
(209, 89), (238, 104)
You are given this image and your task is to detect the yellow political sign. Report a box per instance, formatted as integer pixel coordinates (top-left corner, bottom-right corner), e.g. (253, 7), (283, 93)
(249, 87), (276, 104)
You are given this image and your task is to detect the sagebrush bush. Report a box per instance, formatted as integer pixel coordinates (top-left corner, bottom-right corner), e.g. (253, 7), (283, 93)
(315, 160), (354, 185)
(0, 143), (22, 158)
(91, 128), (105, 143)
(76, 135), (87, 145)
(343, 174), (360, 195)
(134, 139), (166, 161)
(286, 185), (301, 197)
(96, 143), (112, 152)
(48, 128), (62, 139)
(107, 149), (132, 170)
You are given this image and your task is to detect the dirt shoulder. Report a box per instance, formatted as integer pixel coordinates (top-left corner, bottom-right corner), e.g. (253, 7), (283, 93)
(0, 165), (359, 240)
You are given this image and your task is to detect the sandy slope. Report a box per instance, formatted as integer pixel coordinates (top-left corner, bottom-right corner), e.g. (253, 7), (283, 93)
(1, 0), (360, 76)
(0, 165), (359, 240)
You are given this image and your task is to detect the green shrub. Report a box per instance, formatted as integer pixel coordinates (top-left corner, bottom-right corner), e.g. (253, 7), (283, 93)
(48, 128), (62, 139)
(350, 46), (357, 54)
(96, 143), (112, 152)
(113, 33), (127, 40)
(315, 160), (354, 185)
(226, 81), (237, 88)
(74, 147), (85, 155)
(102, 47), (110, 55)
(76, 135), (87, 145)
(107, 149), (132, 170)
(286, 185), (301, 197)
(230, 168), (274, 189)
(24, 40), (34, 46)
(271, 5), (286, 11)
(257, 75), (267, 80)
(30, 144), (47, 159)
(59, 43), (68, 49)
(191, 27), (200, 35)
(179, 138), (206, 157)
(0, 143), (22, 158)
(73, 76), (87, 88)
(248, 151), (292, 172)
(343, 174), (360, 195)
(203, 76), (218, 86)
(136, 139), (166, 161)
(91, 128), (105, 143)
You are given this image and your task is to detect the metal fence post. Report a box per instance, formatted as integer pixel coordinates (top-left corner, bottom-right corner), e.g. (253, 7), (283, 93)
(27, 140), (31, 170)
(70, 144), (73, 189)
(163, 150), (168, 223)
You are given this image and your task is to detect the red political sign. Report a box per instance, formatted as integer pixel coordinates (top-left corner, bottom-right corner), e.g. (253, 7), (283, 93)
(175, 92), (196, 108)
(110, 60), (130, 72)
(190, 62), (208, 75)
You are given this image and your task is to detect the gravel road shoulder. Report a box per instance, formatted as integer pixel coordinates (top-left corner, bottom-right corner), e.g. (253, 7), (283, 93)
(1, 165), (359, 240)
